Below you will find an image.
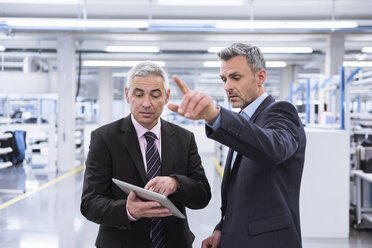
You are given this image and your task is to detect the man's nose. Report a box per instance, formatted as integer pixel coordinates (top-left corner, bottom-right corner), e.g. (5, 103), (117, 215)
(142, 96), (151, 107)
(224, 79), (233, 91)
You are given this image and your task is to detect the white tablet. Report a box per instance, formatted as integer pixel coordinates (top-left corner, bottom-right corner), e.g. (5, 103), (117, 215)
(112, 178), (185, 219)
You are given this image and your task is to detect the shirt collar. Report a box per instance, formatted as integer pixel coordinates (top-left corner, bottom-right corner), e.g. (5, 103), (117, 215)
(131, 115), (161, 140)
(241, 92), (268, 119)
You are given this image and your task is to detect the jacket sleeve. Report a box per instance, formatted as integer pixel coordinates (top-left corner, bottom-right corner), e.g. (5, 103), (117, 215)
(206, 102), (303, 165)
(170, 133), (211, 209)
(80, 130), (132, 229)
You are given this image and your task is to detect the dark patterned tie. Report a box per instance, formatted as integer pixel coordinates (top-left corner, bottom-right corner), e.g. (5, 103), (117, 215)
(144, 131), (165, 248)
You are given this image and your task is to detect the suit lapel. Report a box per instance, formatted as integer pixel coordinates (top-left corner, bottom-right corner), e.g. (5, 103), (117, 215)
(160, 119), (176, 176)
(250, 95), (275, 123)
(120, 116), (147, 184)
(221, 149), (233, 196)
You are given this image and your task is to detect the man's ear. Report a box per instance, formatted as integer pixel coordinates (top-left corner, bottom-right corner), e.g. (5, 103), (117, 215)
(125, 87), (130, 103)
(165, 89), (170, 104)
(256, 69), (266, 86)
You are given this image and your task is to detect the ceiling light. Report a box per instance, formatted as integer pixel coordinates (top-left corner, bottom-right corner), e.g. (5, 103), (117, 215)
(0, 0), (78, 3)
(261, 47), (313, 53)
(208, 46), (312, 54)
(362, 47), (372, 53)
(266, 61), (287, 67)
(112, 72), (128, 78)
(208, 47), (224, 53)
(5, 18), (149, 29)
(105, 46), (159, 53)
(343, 61), (372, 67)
(0, 45), (5, 51)
(203, 61), (287, 68)
(158, 0), (243, 6)
(203, 61), (221, 67)
(83, 60), (165, 67)
(215, 20), (358, 30)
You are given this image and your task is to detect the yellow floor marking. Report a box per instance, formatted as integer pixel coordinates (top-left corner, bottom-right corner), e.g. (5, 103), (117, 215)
(0, 165), (84, 210)
(212, 158), (224, 177)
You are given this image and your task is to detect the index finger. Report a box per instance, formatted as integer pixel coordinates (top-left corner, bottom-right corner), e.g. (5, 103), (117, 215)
(173, 75), (190, 95)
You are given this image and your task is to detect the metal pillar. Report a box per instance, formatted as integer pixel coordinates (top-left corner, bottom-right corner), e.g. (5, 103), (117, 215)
(98, 67), (113, 125)
(325, 33), (345, 76)
(57, 35), (76, 172)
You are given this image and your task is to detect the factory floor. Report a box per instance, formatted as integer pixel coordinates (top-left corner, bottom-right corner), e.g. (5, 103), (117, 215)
(1, 153), (372, 248)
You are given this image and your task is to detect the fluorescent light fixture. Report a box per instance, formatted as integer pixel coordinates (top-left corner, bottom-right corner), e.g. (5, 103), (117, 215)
(261, 47), (313, 54)
(209, 46), (312, 54)
(6, 18), (149, 29)
(105, 46), (159, 53)
(83, 60), (165, 67)
(343, 61), (372, 67)
(266, 61), (287, 67)
(158, 0), (243, 6)
(113, 72), (128, 78)
(362, 47), (372, 53)
(203, 61), (287, 68)
(0, 45), (5, 51)
(208, 47), (224, 53)
(203, 61), (221, 67)
(215, 20), (358, 29)
(0, 0), (78, 3)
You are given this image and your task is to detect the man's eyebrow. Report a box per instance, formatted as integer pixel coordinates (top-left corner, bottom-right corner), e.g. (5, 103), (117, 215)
(151, 89), (161, 92)
(134, 88), (144, 92)
(228, 72), (240, 78)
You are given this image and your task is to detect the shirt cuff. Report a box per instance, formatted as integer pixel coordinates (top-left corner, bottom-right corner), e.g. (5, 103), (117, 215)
(126, 206), (139, 222)
(206, 107), (221, 131)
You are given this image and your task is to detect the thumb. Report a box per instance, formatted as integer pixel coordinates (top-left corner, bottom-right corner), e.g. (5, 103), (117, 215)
(168, 103), (179, 113)
(128, 191), (136, 200)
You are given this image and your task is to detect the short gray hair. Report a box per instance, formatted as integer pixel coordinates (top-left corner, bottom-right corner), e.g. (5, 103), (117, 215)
(217, 43), (266, 73)
(126, 61), (169, 91)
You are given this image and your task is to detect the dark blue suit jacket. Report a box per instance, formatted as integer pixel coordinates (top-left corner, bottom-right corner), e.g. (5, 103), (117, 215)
(206, 95), (306, 248)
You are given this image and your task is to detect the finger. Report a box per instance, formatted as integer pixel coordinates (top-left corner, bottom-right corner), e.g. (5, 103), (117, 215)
(173, 75), (190, 95)
(168, 103), (179, 113)
(143, 201), (162, 209)
(144, 178), (157, 190)
(211, 239), (218, 248)
(127, 191), (136, 201)
(185, 92), (204, 118)
(201, 238), (211, 248)
(145, 206), (172, 217)
(192, 96), (212, 119)
(211, 237), (220, 248)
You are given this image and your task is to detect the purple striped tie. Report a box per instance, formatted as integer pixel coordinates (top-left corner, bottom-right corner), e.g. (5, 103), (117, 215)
(144, 131), (165, 248)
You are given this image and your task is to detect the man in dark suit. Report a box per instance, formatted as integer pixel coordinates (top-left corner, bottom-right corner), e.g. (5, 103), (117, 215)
(168, 43), (306, 248)
(81, 61), (211, 248)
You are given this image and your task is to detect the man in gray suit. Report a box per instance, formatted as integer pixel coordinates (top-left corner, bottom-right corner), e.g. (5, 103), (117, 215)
(169, 43), (306, 248)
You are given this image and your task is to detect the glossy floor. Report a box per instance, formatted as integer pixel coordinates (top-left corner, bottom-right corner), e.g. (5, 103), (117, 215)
(0, 154), (372, 248)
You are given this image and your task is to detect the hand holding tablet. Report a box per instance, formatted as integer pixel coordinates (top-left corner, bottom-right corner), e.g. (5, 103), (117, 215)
(112, 178), (186, 219)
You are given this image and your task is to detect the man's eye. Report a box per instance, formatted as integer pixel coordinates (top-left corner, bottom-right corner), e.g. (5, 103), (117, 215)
(135, 93), (143, 97)
(152, 94), (160, 98)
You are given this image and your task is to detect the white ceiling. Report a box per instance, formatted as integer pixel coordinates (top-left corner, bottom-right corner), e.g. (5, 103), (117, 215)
(0, 0), (372, 100)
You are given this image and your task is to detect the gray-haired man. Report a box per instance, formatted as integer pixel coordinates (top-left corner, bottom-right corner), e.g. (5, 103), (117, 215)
(81, 61), (211, 248)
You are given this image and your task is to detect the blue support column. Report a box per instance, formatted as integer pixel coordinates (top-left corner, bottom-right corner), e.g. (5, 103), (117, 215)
(356, 94), (361, 113)
(289, 83), (294, 104)
(340, 66), (345, 130)
(306, 78), (311, 124)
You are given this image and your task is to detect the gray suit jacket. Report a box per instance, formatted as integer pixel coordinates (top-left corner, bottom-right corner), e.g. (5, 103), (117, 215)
(81, 115), (211, 248)
(206, 95), (306, 248)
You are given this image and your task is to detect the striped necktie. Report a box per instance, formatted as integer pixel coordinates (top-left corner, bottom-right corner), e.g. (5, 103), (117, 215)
(144, 131), (165, 248)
